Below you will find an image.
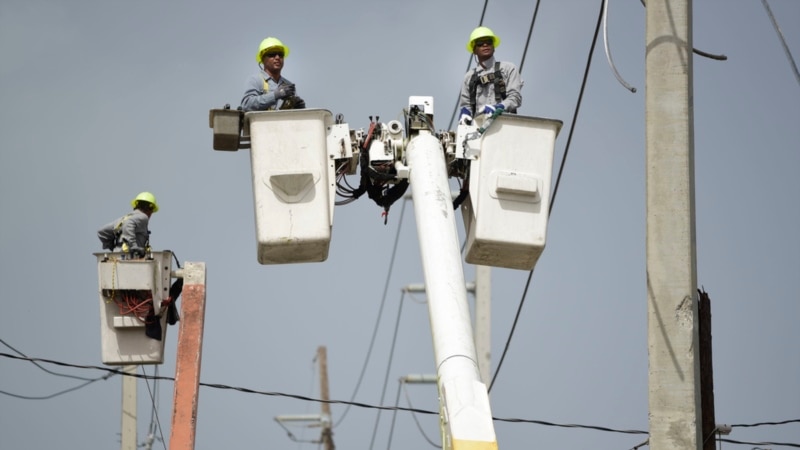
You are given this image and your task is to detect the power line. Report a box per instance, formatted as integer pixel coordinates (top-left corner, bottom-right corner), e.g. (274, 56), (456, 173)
(368, 291), (407, 450)
(335, 198), (408, 428)
(761, 0), (800, 87)
(447, 0), (490, 130)
(517, 0), (542, 75)
(2, 352), (798, 444)
(489, 0), (607, 393)
(0, 337), (116, 399)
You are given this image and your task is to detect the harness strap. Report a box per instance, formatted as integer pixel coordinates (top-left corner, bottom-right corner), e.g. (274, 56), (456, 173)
(468, 62), (507, 112)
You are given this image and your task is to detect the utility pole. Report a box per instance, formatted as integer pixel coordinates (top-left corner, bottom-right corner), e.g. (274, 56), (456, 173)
(473, 265), (491, 386)
(169, 262), (207, 450)
(645, 1), (702, 449)
(318, 346), (334, 450)
(121, 365), (137, 450)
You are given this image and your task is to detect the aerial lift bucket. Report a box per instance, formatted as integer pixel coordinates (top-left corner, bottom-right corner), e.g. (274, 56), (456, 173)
(244, 109), (339, 264)
(461, 114), (563, 270)
(94, 251), (173, 365)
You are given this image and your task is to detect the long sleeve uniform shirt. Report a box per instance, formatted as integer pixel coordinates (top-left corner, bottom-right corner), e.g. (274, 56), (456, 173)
(240, 70), (295, 112)
(98, 210), (150, 253)
(459, 57), (523, 114)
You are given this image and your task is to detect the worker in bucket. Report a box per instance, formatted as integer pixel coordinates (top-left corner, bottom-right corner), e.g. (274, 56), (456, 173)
(240, 36), (306, 112)
(97, 191), (158, 259)
(458, 26), (523, 124)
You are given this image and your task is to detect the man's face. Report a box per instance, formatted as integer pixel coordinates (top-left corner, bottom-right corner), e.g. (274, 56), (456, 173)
(472, 38), (495, 60)
(261, 47), (285, 73)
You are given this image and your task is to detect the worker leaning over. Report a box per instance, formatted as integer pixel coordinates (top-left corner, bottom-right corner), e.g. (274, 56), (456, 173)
(458, 26), (523, 124)
(97, 192), (158, 258)
(240, 36), (306, 112)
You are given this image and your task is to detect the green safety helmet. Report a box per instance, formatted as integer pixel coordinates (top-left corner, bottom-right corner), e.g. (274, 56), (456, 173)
(466, 26), (501, 53)
(256, 37), (290, 62)
(131, 191), (159, 213)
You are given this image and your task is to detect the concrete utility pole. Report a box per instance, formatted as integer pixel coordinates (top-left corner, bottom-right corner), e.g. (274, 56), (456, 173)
(318, 346), (335, 450)
(169, 262), (208, 450)
(121, 365), (137, 450)
(645, 1), (702, 449)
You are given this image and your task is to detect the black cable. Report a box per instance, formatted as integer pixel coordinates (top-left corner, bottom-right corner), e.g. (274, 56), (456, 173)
(4, 352), (799, 442)
(400, 381), (441, 448)
(517, 0), (542, 74)
(0, 375), (115, 400)
(719, 437), (800, 448)
(368, 291), (406, 450)
(639, 0), (727, 61)
(447, 0), (490, 130)
(761, 0), (800, 87)
(0, 337), (96, 381)
(141, 365), (167, 450)
(488, 0), (607, 393)
(334, 199), (408, 428)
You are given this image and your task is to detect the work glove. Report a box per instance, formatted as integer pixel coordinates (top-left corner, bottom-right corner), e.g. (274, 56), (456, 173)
(482, 104), (505, 116)
(274, 83), (296, 100)
(292, 96), (306, 109)
(129, 247), (146, 259)
(458, 107), (473, 125)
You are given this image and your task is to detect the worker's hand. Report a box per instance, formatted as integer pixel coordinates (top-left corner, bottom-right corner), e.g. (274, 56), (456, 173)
(292, 96), (306, 109)
(482, 104), (505, 116)
(458, 107), (473, 125)
(274, 83), (296, 100)
(129, 248), (146, 259)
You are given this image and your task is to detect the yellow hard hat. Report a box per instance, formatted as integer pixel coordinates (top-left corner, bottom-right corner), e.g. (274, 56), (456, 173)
(131, 192), (159, 213)
(466, 26), (501, 53)
(256, 37), (290, 62)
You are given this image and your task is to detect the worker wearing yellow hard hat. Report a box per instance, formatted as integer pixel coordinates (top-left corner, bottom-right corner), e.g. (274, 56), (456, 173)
(240, 36), (306, 112)
(97, 192), (158, 258)
(458, 26), (523, 124)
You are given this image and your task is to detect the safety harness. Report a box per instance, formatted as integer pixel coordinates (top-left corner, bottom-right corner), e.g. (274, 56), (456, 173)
(468, 62), (507, 114)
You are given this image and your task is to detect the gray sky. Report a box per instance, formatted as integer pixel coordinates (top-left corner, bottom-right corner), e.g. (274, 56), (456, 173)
(1, 0), (798, 449)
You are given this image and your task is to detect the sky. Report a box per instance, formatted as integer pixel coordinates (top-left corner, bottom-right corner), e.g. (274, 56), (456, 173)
(1, 0), (798, 449)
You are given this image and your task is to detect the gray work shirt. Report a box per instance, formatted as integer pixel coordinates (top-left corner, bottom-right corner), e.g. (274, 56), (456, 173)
(97, 209), (150, 252)
(459, 57), (523, 114)
(240, 70), (294, 112)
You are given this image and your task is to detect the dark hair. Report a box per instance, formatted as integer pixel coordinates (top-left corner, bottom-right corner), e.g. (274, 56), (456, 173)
(135, 201), (154, 212)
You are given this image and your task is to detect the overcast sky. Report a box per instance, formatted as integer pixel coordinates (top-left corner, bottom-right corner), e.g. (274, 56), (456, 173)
(1, 0), (798, 449)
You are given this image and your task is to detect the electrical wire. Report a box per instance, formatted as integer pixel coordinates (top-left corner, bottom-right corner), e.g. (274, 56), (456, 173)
(368, 291), (407, 450)
(488, 0), (607, 393)
(761, 0), (800, 87)
(141, 365), (167, 450)
(603, 0), (637, 92)
(400, 381), (441, 448)
(719, 437), (800, 448)
(638, 0), (727, 61)
(0, 337), (97, 381)
(447, 0), (490, 130)
(334, 198), (408, 428)
(517, 0), (542, 75)
(3, 352), (799, 445)
(0, 338), (116, 399)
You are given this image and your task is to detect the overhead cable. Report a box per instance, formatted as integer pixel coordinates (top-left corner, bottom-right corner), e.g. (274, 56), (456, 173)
(3, 352), (799, 443)
(335, 199), (408, 428)
(447, 0), (490, 130)
(489, 0), (607, 393)
(639, 0), (727, 61)
(761, 0), (800, 87)
(603, 0), (637, 93)
(368, 291), (407, 450)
